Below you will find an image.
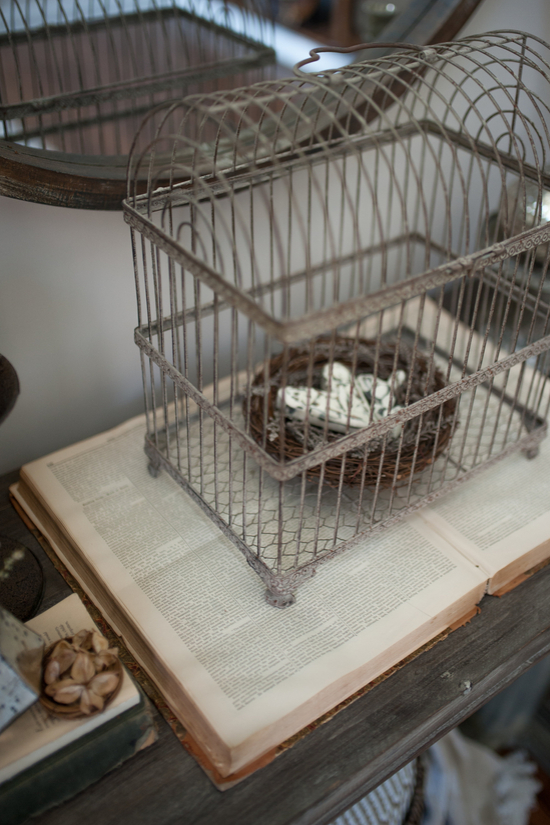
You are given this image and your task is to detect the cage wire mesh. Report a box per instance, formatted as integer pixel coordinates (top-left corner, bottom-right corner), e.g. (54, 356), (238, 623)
(125, 31), (550, 607)
(0, 0), (275, 200)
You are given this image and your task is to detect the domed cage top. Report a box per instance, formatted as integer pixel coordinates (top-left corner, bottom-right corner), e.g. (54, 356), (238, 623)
(0, 0), (275, 208)
(125, 32), (550, 606)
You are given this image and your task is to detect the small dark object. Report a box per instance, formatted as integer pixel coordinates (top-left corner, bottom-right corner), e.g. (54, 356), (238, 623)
(0, 355), (43, 621)
(248, 337), (457, 488)
(0, 355), (19, 427)
(0, 538), (43, 622)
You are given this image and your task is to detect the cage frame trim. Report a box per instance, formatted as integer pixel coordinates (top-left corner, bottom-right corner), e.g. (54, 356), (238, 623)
(144, 421), (547, 596)
(127, 202), (550, 344)
(136, 325), (550, 482)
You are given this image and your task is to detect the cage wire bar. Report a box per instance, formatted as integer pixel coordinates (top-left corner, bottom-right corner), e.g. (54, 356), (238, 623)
(0, 0), (275, 207)
(125, 31), (550, 607)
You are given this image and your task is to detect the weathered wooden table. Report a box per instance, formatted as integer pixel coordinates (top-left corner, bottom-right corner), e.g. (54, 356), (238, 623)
(2, 467), (549, 825)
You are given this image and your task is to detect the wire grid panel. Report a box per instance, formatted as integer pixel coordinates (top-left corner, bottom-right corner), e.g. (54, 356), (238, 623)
(0, 0), (274, 156)
(125, 32), (550, 606)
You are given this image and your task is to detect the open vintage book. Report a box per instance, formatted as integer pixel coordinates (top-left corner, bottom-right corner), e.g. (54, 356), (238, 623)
(10, 403), (550, 780)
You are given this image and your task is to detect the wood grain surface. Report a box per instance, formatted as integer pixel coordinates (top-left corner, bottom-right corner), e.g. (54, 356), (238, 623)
(2, 468), (550, 825)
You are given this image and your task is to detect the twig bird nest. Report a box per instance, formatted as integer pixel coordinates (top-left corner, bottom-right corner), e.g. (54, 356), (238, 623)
(247, 337), (458, 488)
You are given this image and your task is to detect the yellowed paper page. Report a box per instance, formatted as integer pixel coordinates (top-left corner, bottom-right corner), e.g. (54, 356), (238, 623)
(421, 433), (550, 593)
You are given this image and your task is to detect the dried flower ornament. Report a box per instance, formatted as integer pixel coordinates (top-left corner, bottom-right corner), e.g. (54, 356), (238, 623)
(40, 628), (122, 718)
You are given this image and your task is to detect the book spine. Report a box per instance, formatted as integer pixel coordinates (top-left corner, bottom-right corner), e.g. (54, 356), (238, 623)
(0, 696), (156, 825)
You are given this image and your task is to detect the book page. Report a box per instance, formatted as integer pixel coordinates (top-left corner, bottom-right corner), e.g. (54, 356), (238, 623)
(0, 594), (139, 784)
(421, 432), (550, 593)
(361, 294), (550, 593)
(16, 416), (486, 774)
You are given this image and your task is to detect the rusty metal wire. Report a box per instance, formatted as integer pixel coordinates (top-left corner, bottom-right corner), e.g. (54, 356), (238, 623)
(125, 31), (550, 606)
(0, 0), (274, 157)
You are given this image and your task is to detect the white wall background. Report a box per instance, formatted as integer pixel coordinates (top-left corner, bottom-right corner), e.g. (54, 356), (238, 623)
(0, 203), (141, 472)
(1, 0), (550, 474)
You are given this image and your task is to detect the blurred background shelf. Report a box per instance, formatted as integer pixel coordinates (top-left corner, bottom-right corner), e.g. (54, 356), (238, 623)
(0, 0), (276, 210)
(0, 0), (482, 210)
(272, 0), (483, 50)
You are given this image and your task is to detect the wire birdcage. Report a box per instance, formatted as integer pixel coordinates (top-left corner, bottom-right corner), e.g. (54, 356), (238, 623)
(125, 31), (550, 607)
(0, 0), (275, 208)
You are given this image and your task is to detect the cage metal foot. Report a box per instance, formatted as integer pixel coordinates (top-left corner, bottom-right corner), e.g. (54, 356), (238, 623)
(265, 589), (296, 609)
(148, 460), (161, 478)
(523, 446), (540, 460)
